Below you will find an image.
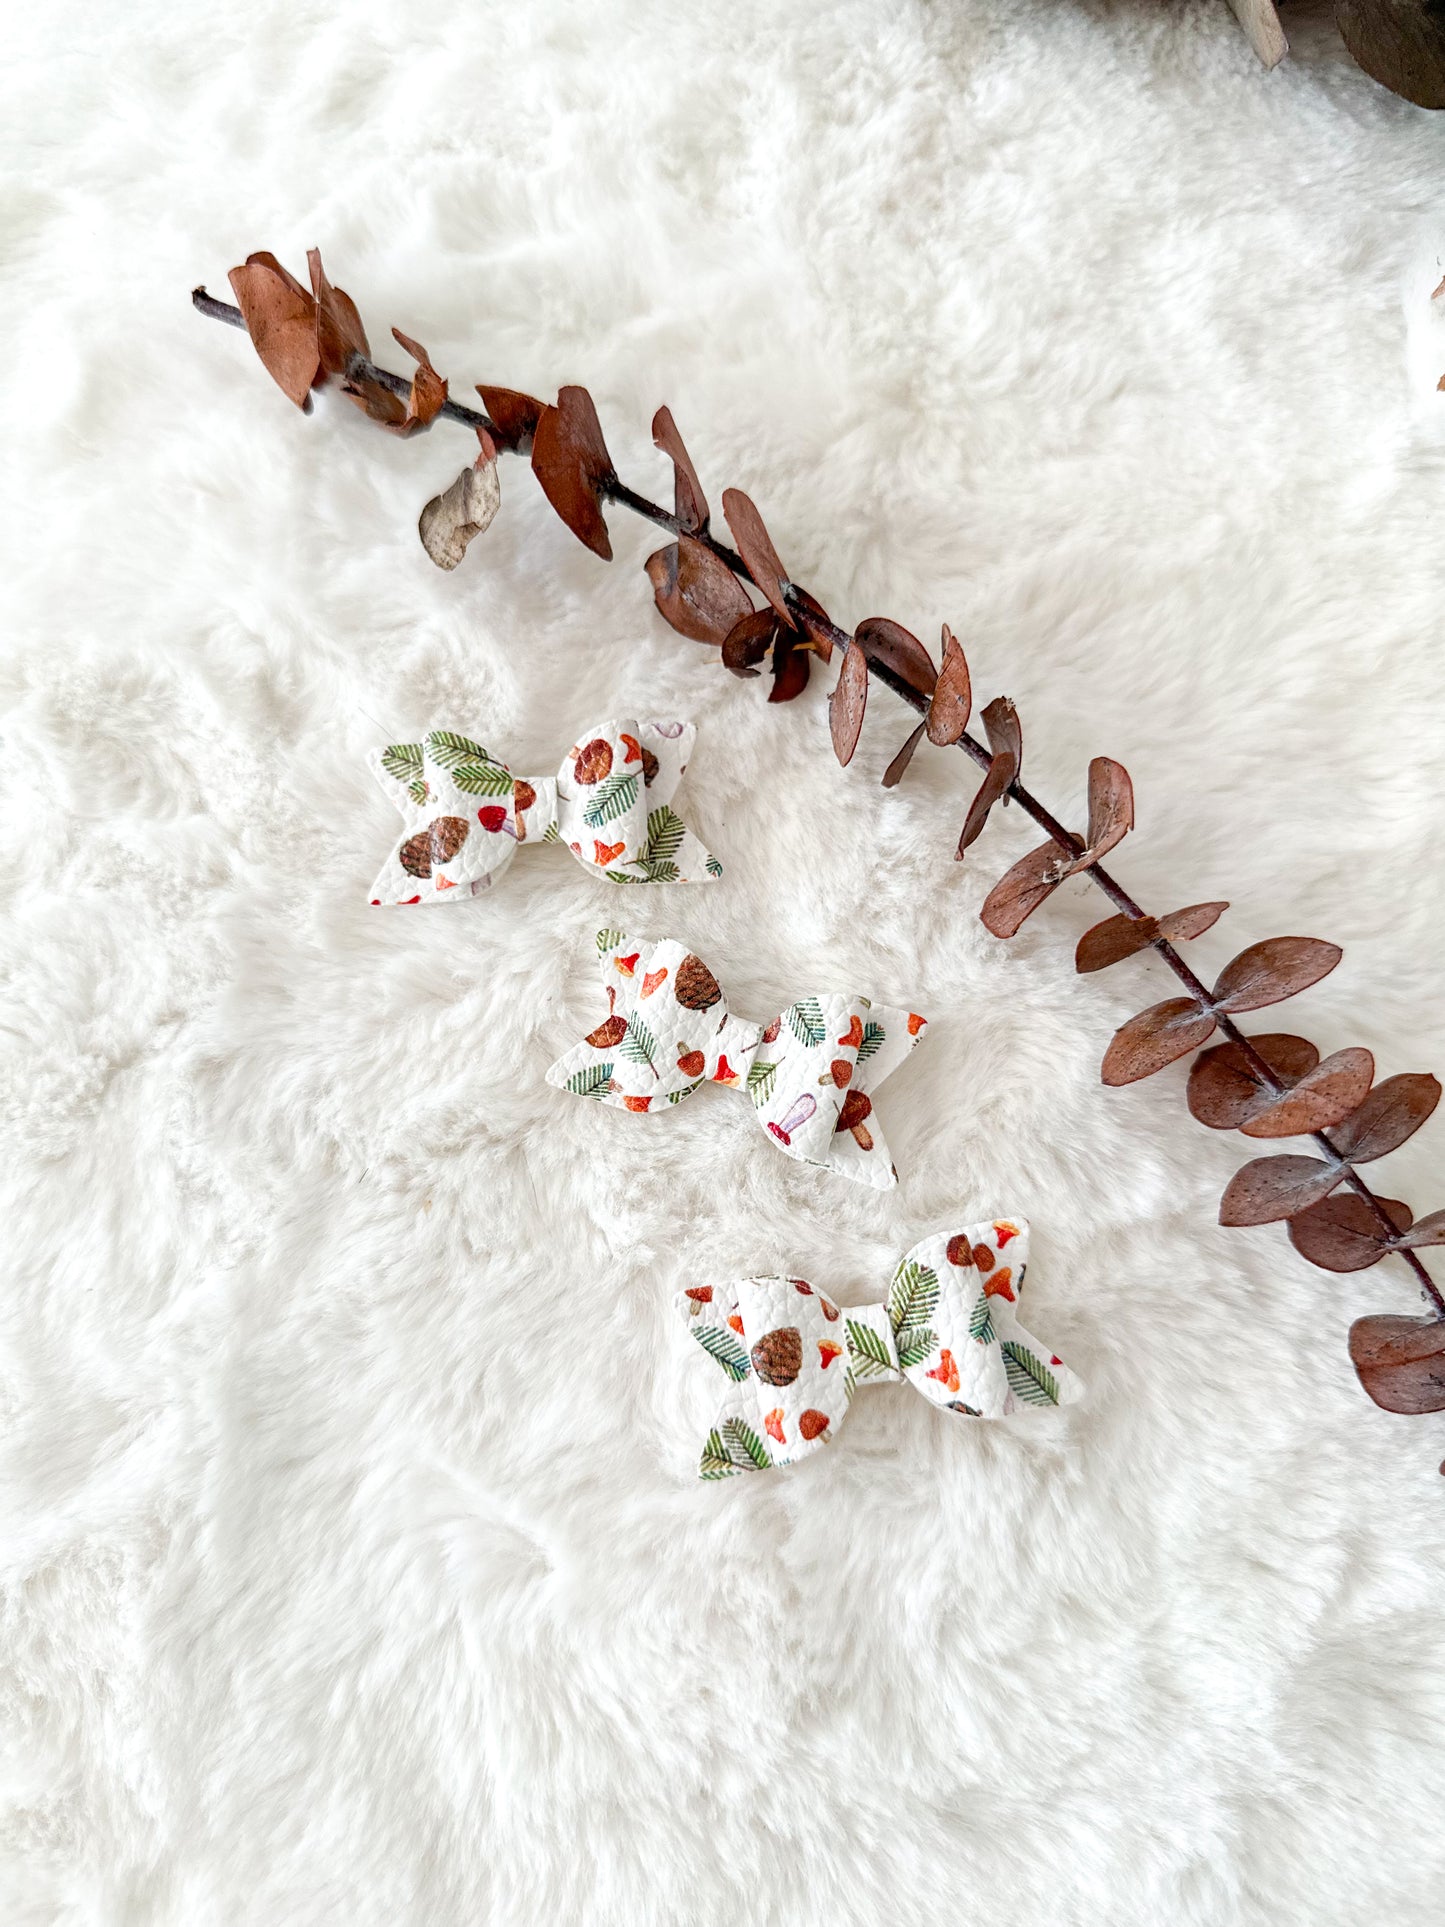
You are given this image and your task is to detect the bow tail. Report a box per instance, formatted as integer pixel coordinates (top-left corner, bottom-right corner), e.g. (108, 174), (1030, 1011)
(820, 1002), (927, 1188)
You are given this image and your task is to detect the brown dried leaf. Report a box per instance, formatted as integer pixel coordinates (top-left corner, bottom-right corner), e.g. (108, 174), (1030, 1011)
(1075, 914), (1160, 974)
(787, 587), (835, 664)
(1334, 0), (1445, 114)
(926, 626), (971, 746)
(531, 386), (615, 560)
(391, 328), (448, 433)
(1187, 1034), (1323, 1129)
(769, 635), (811, 703)
(1288, 1193), (1413, 1273)
(981, 696), (1022, 775)
(1218, 1154), (1346, 1226)
(1396, 1208), (1445, 1249)
(853, 618), (938, 699)
(721, 489), (794, 629)
(227, 253), (319, 407)
(652, 407), (708, 534)
(1082, 758), (1134, 863)
(1330, 1073), (1442, 1163)
(477, 386), (544, 455)
(882, 722), (928, 789)
(1237, 1047), (1376, 1139)
(956, 750), (1018, 857)
(1212, 936), (1342, 1014)
(1156, 901), (1230, 946)
(418, 454), (501, 570)
(646, 537), (754, 644)
(1102, 998), (1218, 1086)
(308, 248), (369, 377)
(980, 841), (1071, 939)
(341, 372), (409, 427)
(829, 643), (869, 765)
(1348, 1314), (1445, 1414)
(720, 608), (776, 678)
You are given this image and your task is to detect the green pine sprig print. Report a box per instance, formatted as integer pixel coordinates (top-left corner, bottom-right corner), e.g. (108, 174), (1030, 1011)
(746, 1060), (778, 1108)
(846, 1318), (896, 1380)
(451, 759), (515, 798)
(786, 998), (828, 1048)
(856, 1020), (886, 1064)
(722, 1417), (772, 1470)
(644, 804), (686, 863)
(565, 1062), (615, 1098)
(666, 1080), (703, 1104)
(690, 1323), (752, 1381)
(1001, 1340), (1061, 1406)
(896, 1326), (939, 1370)
(596, 928), (626, 956)
(705, 855), (724, 878)
(968, 1296), (996, 1347)
(582, 771), (640, 828)
(888, 1260), (939, 1337)
(426, 730), (489, 765)
(620, 1015), (660, 1077)
(699, 1430), (740, 1479)
(543, 822), (562, 843)
(381, 742), (427, 804)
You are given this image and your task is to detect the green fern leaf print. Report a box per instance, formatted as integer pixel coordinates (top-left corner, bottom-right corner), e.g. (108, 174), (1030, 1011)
(846, 1319), (895, 1380)
(582, 771), (640, 828)
(691, 1323), (752, 1381)
(1001, 1341), (1060, 1406)
(888, 1260), (939, 1337)
(746, 1060), (779, 1108)
(699, 1430), (741, 1479)
(565, 1062), (615, 1099)
(856, 1020), (886, 1064)
(786, 998), (828, 1048)
(968, 1297), (996, 1347)
(722, 1417), (772, 1471)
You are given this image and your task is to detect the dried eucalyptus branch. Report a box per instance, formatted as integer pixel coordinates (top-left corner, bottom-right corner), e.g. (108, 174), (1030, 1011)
(193, 253), (1445, 1453)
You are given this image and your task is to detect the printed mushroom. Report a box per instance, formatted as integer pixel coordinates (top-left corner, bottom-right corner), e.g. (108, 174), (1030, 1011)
(835, 1089), (873, 1149)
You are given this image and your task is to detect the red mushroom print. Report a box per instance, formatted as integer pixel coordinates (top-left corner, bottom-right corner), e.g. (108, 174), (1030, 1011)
(983, 1267), (1016, 1303)
(677, 1048), (706, 1078)
(712, 1055), (741, 1085)
(993, 1222), (1021, 1247)
(818, 1340), (843, 1370)
(641, 967), (669, 998)
(593, 839), (626, 866)
(684, 1286), (713, 1306)
(622, 1095), (651, 1113)
(835, 1089), (873, 1149)
(817, 1059), (853, 1089)
(798, 1410), (830, 1441)
(477, 805), (509, 833)
(763, 1409), (786, 1445)
(434, 876), (457, 891)
(927, 1350), (961, 1394)
(614, 952), (640, 976)
(837, 1014), (863, 1050)
(727, 1314), (744, 1336)
(619, 733), (642, 763)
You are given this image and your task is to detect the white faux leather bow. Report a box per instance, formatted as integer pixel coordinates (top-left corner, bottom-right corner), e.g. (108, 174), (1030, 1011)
(676, 1221), (1083, 1477)
(547, 930), (927, 1189)
(367, 718), (718, 905)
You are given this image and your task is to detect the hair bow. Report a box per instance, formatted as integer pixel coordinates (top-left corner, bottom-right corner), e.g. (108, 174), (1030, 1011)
(675, 1220), (1083, 1477)
(547, 930), (927, 1188)
(367, 718), (719, 905)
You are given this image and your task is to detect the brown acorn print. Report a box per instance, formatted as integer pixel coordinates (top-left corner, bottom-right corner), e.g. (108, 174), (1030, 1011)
(750, 1326), (803, 1387)
(429, 815), (470, 865)
(946, 1235), (976, 1268)
(573, 738), (613, 785)
(675, 953), (722, 1011)
(641, 746), (659, 786)
(835, 1088), (873, 1149)
(677, 1048), (706, 1077)
(798, 1410), (829, 1441)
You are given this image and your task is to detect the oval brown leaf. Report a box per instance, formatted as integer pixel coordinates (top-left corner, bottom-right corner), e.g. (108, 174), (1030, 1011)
(308, 248), (369, 377)
(1187, 1034), (1322, 1129)
(721, 489), (794, 629)
(1330, 1073), (1442, 1164)
(652, 407), (708, 534)
(956, 750), (1017, 857)
(227, 253), (319, 407)
(1348, 1314), (1445, 1414)
(1082, 758), (1134, 863)
(1075, 914), (1160, 974)
(925, 626), (971, 745)
(786, 586), (835, 664)
(1218, 1154), (1345, 1226)
(1102, 998), (1218, 1087)
(1238, 1047), (1377, 1139)
(1156, 901), (1229, 947)
(1396, 1208), (1445, 1251)
(1335, 0), (1445, 113)
(980, 696), (1022, 778)
(477, 385), (543, 455)
(980, 840), (1070, 940)
(853, 618), (937, 699)
(646, 537), (754, 644)
(1288, 1193), (1413, 1273)
(720, 608), (776, 678)
(769, 635), (810, 703)
(882, 722), (928, 789)
(531, 386), (615, 560)
(1212, 936), (1342, 1015)
(828, 643), (869, 763)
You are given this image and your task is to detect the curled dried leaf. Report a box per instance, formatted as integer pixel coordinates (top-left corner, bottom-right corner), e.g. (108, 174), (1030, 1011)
(308, 247), (368, 377)
(1348, 1314), (1445, 1415)
(980, 840), (1072, 939)
(786, 587), (835, 664)
(652, 407), (708, 534)
(853, 618), (937, 699)
(925, 626), (971, 746)
(882, 722), (928, 789)
(531, 386), (615, 560)
(646, 537), (753, 644)
(391, 328), (448, 433)
(1076, 914), (1160, 974)
(1157, 901), (1229, 946)
(1082, 758), (1134, 864)
(1330, 1073), (1442, 1164)
(477, 386), (544, 455)
(418, 454), (501, 570)
(721, 489), (794, 629)
(769, 633), (811, 703)
(829, 643), (869, 765)
(981, 696), (1022, 777)
(1187, 1034), (1322, 1129)
(227, 253), (319, 407)
(1218, 1154), (1345, 1226)
(1212, 936), (1342, 1015)
(1102, 998), (1218, 1086)
(1288, 1193), (1413, 1273)
(720, 608), (776, 678)
(1395, 1208), (1445, 1251)
(957, 749), (1018, 857)
(1237, 1047), (1377, 1139)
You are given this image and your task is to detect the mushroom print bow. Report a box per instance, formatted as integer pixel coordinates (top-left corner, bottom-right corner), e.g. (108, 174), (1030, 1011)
(676, 1221), (1083, 1478)
(547, 930), (927, 1188)
(367, 718), (720, 905)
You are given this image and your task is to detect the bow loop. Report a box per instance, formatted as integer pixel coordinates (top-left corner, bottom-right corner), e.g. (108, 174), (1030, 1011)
(675, 1220), (1084, 1477)
(369, 718), (718, 904)
(548, 933), (926, 1187)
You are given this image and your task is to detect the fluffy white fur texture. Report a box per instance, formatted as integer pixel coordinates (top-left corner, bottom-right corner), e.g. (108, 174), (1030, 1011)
(3, 2), (1445, 1921)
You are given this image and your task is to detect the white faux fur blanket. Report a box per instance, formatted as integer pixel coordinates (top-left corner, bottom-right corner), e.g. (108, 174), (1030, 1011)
(3, 3), (1444, 1921)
